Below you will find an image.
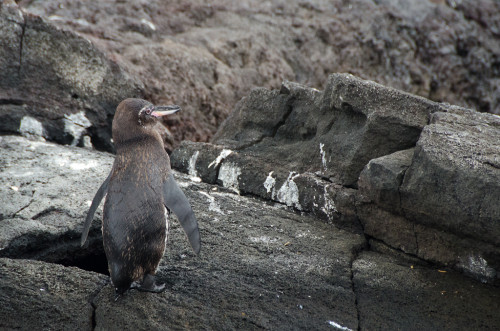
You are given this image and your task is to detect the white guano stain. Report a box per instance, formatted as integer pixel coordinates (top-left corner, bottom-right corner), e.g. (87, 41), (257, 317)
(19, 116), (44, 139)
(263, 171), (276, 195)
(460, 253), (497, 282)
(63, 111), (91, 146)
(52, 156), (99, 171)
(320, 143), (327, 170)
(250, 236), (277, 244)
(69, 160), (99, 170)
(328, 320), (353, 331)
(218, 162), (241, 194)
(188, 151), (202, 182)
(140, 18), (156, 31)
(199, 191), (224, 214)
(208, 149), (233, 168)
(322, 185), (337, 218)
(276, 172), (302, 210)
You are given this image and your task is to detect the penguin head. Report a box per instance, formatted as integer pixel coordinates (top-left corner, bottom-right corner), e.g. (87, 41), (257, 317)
(112, 98), (180, 144)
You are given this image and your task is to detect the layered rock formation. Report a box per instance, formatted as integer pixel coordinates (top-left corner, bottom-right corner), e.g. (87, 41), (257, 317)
(172, 73), (500, 284)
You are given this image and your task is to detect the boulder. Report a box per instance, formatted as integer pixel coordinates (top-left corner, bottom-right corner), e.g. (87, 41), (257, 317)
(358, 148), (415, 214)
(0, 135), (112, 264)
(401, 107), (500, 245)
(0, 1), (144, 151)
(214, 75), (438, 187)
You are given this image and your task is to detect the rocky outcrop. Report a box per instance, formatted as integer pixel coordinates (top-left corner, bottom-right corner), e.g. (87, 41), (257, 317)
(1, 0), (499, 153)
(1, 135), (500, 329)
(0, 1), (144, 151)
(172, 73), (500, 284)
(359, 106), (500, 282)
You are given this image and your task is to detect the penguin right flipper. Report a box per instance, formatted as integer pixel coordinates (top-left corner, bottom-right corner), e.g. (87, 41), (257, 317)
(80, 172), (111, 247)
(163, 173), (201, 255)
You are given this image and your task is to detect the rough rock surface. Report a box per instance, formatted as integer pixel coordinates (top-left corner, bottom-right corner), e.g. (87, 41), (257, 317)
(353, 251), (500, 330)
(172, 74), (500, 284)
(1, 0), (499, 153)
(2, 135), (500, 329)
(0, 258), (108, 330)
(0, 1), (144, 151)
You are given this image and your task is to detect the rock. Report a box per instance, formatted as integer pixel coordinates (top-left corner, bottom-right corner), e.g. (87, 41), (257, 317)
(0, 257), (107, 330)
(401, 107), (500, 245)
(0, 1), (144, 151)
(170, 140), (231, 184)
(358, 148), (415, 214)
(0, 135), (112, 264)
(353, 251), (500, 330)
(0, 135), (365, 330)
(355, 105), (500, 282)
(92, 179), (365, 330)
(2, 135), (500, 329)
(172, 74), (500, 283)
(212, 75), (439, 187)
(174, 74), (438, 222)
(3, 0), (498, 154)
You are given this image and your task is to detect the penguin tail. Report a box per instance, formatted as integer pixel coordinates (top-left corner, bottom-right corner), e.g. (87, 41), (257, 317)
(110, 263), (133, 295)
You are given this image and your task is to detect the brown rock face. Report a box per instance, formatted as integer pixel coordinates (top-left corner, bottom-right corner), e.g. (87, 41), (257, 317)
(2, 0), (498, 152)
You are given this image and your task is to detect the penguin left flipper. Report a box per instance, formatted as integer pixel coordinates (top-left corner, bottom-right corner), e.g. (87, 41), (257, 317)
(80, 172), (111, 247)
(163, 173), (201, 255)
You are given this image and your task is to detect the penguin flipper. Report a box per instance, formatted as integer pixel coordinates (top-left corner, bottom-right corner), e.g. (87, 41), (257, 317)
(80, 172), (111, 247)
(163, 173), (201, 254)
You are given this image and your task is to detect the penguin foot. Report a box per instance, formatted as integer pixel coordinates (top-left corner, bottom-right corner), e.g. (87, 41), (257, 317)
(114, 287), (128, 301)
(136, 274), (166, 293)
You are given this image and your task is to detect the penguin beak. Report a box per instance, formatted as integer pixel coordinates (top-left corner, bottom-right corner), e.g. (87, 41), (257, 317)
(151, 105), (181, 117)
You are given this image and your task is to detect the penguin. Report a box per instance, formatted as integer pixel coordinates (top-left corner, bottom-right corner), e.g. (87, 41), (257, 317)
(80, 98), (200, 296)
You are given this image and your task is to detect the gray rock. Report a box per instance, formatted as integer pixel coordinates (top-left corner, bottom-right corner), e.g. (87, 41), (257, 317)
(172, 74), (500, 283)
(0, 135), (364, 330)
(353, 251), (500, 330)
(170, 140), (231, 184)
(2, 135), (500, 329)
(0, 257), (107, 330)
(401, 107), (500, 245)
(358, 148), (415, 214)
(0, 135), (112, 262)
(213, 75), (439, 187)
(0, 1), (144, 151)
(354, 105), (500, 282)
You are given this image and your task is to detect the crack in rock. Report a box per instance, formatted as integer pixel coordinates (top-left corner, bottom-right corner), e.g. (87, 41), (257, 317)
(89, 278), (109, 331)
(12, 199), (34, 219)
(18, 10), (26, 76)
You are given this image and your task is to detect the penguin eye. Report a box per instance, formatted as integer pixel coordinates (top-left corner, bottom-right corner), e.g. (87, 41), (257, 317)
(145, 108), (152, 115)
